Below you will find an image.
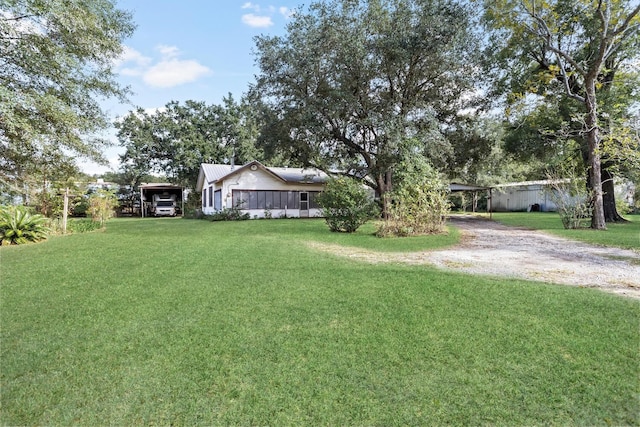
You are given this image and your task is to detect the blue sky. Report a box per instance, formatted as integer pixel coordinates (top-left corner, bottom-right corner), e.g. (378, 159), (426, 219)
(85, 0), (301, 175)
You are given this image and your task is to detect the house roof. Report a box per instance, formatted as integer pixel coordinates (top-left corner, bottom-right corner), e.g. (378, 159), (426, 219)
(197, 160), (330, 190)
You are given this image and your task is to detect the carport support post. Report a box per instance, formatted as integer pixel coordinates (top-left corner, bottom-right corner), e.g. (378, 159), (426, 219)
(140, 187), (144, 218)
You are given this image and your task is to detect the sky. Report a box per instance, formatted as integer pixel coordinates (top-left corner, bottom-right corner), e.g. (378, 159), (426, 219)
(83, 0), (301, 175)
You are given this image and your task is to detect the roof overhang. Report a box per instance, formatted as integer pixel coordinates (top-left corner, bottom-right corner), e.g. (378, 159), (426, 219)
(139, 183), (184, 191)
(449, 182), (491, 192)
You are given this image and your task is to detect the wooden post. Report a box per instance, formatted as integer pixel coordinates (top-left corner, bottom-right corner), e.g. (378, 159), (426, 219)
(62, 188), (69, 234)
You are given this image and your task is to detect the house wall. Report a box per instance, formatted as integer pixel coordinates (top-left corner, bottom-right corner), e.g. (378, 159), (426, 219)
(201, 168), (325, 218)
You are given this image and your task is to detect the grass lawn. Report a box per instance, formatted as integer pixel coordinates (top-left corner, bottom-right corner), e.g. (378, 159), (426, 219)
(1, 218), (639, 425)
(491, 212), (640, 250)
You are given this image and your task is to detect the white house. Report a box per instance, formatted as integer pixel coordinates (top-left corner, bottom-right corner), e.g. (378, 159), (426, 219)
(196, 160), (329, 218)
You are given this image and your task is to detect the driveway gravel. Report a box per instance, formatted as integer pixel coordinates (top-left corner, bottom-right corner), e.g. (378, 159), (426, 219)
(308, 215), (640, 299)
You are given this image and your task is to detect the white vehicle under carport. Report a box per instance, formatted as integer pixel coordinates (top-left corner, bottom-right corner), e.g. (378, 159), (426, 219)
(152, 194), (177, 216)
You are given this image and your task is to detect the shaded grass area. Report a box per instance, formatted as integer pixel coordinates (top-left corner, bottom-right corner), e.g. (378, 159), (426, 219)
(1, 218), (639, 425)
(492, 212), (640, 250)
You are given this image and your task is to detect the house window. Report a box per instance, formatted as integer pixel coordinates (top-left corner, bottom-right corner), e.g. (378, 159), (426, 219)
(214, 190), (222, 210)
(232, 190), (302, 210)
(309, 191), (321, 209)
(202, 189), (207, 208)
(208, 186), (213, 207)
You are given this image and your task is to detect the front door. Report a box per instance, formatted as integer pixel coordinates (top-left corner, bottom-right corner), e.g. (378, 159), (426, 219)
(299, 192), (309, 217)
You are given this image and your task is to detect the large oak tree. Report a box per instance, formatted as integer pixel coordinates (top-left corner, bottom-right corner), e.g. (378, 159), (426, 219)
(252, 0), (481, 216)
(116, 96), (264, 189)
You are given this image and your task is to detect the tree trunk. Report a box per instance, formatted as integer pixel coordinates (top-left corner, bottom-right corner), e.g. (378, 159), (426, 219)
(602, 166), (627, 222)
(377, 170), (394, 220)
(584, 78), (607, 230)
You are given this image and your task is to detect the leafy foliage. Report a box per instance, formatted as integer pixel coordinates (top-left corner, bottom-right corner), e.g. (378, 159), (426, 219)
(207, 207), (251, 222)
(544, 169), (592, 230)
(116, 96), (265, 189)
(87, 190), (119, 227)
(0, 0), (135, 197)
(67, 219), (103, 234)
(481, 0), (640, 228)
(316, 177), (379, 233)
(377, 160), (450, 237)
(0, 206), (50, 245)
(253, 0), (481, 213)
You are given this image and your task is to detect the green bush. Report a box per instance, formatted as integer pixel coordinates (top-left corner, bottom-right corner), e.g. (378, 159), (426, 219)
(207, 207), (251, 221)
(544, 169), (591, 229)
(68, 219), (103, 233)
(377, 159), (450, 237)
(0, 206), (50, 245)
(316, 177), (379, 233)
(87, 189), (119, 226)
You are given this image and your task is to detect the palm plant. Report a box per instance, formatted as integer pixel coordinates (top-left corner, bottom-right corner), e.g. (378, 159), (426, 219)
(0, 206), (50, 245)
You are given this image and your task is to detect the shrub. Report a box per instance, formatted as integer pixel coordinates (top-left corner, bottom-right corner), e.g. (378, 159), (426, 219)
(377, 159), (450, 237)
(316, 177), (379, 233)
(0, 206), (50, 245)
(545, 169), (591, 229)
(208, 207), (250, 221)
(87, 189), (119, 226)
(68, 218), (103, 233)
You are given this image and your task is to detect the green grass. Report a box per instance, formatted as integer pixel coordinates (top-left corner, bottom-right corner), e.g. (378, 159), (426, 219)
(1, 218), (639, 425)
(491, 212), (640, 250)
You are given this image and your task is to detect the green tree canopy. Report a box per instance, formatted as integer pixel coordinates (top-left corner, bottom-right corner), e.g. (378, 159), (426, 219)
(252, 0), (481, 216)
(481, 0), (640, 228)
(0, 0), (135, 200)
(116, 96), (264, 189)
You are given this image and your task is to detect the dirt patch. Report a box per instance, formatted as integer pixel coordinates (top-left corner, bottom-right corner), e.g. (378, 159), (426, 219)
(307, 215), (640, 299)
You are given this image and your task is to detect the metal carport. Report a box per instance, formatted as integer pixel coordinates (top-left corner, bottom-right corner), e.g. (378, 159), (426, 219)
(139, 183), (185, 218)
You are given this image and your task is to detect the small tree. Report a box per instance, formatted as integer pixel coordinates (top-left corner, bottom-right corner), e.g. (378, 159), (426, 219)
(316, 177), (379, 233)
(377, 159), (450, 237)
(87, 190), (119, 227)
(545, 169), (592, 229)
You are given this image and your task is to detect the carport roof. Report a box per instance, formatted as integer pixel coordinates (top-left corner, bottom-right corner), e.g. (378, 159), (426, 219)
(139, 183), (183, 190)
(449, 182), (491, 192)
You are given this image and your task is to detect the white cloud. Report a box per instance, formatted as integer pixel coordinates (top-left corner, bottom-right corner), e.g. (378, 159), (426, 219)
(144, 58), (211, 88)
(156, 45), (180, 58)
(115, 45), (211, 88)
(279, 6), (294, 18)
(241, 13), (274, 28)
(241, 3), (293, 27)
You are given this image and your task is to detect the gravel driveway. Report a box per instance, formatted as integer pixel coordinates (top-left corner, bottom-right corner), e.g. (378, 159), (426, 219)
(309, 215), (640, 299)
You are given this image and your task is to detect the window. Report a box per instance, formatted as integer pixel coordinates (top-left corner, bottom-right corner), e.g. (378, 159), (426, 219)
(287, 191), (299, 209)
(232, 190), (302, 210)
(208, 186), (213, 207)
(309, 191), (321, 209)
(214, 190), (222, 210)
(248, 191), (258, 209)
(202, 189), (207, 208)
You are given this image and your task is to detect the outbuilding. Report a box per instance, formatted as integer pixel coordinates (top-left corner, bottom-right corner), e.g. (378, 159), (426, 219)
(139, 183), (185, 217)
(491, 180), (565, 212)
(196, 160), (329, 218)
